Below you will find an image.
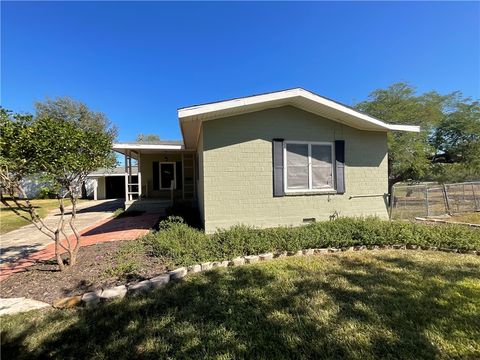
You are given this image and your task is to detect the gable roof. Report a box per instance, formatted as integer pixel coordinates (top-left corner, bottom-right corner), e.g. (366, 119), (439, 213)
(178, 88), (420, 149)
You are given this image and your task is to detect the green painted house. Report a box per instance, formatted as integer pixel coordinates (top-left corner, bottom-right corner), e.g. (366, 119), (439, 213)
(109, 88), (419, 233)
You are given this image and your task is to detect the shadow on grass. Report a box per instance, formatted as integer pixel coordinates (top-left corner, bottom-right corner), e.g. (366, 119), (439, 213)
(2, 252), (479, 359)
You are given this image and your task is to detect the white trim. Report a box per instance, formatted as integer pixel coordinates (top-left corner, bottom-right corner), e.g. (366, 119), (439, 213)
(178, 88), (420, 133)
(159, 162), (176, 190)
(283, 141), (335, 194)
(113, 143), (184, 150)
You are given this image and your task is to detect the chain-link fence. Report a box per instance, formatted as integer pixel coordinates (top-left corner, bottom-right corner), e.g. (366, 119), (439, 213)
(390, 181), (480, 220)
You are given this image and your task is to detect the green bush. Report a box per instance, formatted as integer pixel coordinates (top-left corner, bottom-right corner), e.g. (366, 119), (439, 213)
(140, 216), (480, 267)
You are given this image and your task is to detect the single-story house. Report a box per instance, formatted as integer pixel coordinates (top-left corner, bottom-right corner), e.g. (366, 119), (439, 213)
(86, 166), (139, 200)
(112, 88), (419, 233)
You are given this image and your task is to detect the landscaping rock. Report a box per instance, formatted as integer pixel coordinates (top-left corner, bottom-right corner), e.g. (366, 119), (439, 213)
(52, 295), (82, 309)
(428, 246), (438, 251)
(218, 260), (230, 267)
(393, 244), (406, 250)
(315, 248), (329, 254)
(294, 250), (304, 257)
(259, 253), (274, 261)
(81, 290), (102, 307)
(244, 255), (259, 264)
(169, 267), (188, 280)
(303, 249), (314, 256)
(328, 248), (341, 253)
(346, 246), (355, 251)
(212, 261), (221, 267)
(232, 257), (245, 266)
(407, 244), (418, 250)
(0, 298), (50, 316)
(128, 280), (152, 295)
(150, 274), (170, 289)
(188, 264), (202, 273)
(100, 285), (127, 301)
(275, 251), (287, 258)
(201, 262), (213, 271)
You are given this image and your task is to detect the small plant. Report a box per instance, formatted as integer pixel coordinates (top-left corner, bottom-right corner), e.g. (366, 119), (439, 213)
(113, 208), (124, 217)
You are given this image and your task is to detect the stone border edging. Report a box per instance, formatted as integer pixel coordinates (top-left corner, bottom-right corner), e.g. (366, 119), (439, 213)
(46, 244), (479, 309)
(415, 217), (480, 228)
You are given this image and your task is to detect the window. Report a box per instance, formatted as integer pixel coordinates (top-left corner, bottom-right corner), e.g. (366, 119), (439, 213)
(284, 142), (334, 192)
(159, 162), (176, 190)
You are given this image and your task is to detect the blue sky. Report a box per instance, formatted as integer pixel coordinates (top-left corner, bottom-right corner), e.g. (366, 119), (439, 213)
(2, 1), (479, 141)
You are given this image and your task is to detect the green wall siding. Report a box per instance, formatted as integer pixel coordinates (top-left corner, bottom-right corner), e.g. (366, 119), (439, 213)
(201, 106), (389, 233)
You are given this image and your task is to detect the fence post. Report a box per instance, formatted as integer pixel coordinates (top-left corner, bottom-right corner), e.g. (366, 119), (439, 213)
(425, 186), (430, 217)
(388, 186), (395, 220)
(442, 184), (451, 215)
(472, 183), (479, 211)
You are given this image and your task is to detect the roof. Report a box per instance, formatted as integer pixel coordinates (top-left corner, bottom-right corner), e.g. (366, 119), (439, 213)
(88, 166), (138, 177)
(178, 88), (420, 149)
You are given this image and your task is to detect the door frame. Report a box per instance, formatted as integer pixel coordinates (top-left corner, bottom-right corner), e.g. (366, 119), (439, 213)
(159, 162), (176, 190)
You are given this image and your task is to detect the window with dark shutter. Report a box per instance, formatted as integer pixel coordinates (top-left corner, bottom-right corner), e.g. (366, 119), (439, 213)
(335, 140), (345, 194)
(272, 139), (284, 197)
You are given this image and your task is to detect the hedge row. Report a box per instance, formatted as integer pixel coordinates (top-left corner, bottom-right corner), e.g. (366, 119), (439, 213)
(141, 216), (480, 267)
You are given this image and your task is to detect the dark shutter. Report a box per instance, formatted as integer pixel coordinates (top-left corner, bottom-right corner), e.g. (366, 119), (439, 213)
(176, 161), (183, 190)
(335, 140), (345, 194)
(272, 139), (285, 197)
(153, 161), (159, 190)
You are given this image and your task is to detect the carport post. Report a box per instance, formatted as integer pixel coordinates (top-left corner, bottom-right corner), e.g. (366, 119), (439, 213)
(137, 151), (142, 199)
(124, 152), (129, 201)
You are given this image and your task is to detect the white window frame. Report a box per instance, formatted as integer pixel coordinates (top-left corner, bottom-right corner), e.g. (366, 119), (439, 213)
(283, 141), (335, 193)
(159, 162), (176, 190)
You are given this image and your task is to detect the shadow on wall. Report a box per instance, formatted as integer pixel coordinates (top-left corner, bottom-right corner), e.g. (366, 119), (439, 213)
(202, 106), (386, 168)
(2, 252), (478, 359)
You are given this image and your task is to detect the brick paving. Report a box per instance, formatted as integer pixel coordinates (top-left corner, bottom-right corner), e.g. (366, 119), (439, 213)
(0, 213), (160, 281)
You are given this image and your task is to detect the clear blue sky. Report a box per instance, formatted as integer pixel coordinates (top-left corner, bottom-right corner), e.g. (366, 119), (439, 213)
(2, 1), (479, 141)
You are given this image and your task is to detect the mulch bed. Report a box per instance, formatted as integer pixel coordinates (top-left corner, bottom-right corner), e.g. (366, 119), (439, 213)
(0, 240), (166, 304)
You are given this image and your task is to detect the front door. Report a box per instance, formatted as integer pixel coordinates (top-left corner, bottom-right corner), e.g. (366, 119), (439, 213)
(160, 163), (176, 190)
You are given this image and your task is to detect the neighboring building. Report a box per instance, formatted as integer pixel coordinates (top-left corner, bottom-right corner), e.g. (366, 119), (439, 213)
(113, 88), (419, 233)
(86, 166), (138, 200)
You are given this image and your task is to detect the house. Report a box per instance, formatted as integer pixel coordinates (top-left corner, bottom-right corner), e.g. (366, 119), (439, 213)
(108, 88), (419, 233)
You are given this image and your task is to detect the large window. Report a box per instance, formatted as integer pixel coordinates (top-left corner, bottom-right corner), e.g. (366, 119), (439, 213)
(284, 142), (334, 192)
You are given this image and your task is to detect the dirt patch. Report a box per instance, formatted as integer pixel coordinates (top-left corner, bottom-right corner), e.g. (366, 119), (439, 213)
(0, 240), (166, 304)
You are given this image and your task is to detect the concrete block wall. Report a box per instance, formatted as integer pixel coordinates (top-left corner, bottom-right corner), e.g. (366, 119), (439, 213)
(201, 106), (389, 233)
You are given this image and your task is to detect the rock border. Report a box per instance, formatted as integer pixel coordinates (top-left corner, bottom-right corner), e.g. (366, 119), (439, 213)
(46, 245), (479, 309)
(415, 217), (480, 228)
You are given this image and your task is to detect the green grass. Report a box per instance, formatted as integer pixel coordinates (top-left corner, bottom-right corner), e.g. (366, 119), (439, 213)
(0, 199), (89, 234)
(450, 212), (480, 225)
(2, 250), (479, 359)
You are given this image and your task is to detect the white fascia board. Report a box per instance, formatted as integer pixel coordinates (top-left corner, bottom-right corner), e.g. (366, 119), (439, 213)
(178, 88), (420, 133)
(113, 143), (184, 150)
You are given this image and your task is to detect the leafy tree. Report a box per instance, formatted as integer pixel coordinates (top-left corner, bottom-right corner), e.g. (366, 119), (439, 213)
(0, 98), (117, 269)
(356, 83), (480, 192)
(136, 133), (161, 142)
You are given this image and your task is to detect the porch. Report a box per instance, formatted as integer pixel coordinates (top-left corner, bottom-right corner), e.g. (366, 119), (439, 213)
(113, 141), (197, 212)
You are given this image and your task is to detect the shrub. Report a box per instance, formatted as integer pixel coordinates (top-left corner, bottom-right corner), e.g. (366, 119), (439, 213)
(140, 216), (480, 267)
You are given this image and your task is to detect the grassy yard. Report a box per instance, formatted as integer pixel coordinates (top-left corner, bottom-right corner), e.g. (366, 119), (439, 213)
(450, 212), (480, 225)
(0, 199), (87, 234)
(2, 250), (479, 359)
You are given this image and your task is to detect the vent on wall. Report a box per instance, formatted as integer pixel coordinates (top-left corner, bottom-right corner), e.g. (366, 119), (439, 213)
(303, 218), (316, 223)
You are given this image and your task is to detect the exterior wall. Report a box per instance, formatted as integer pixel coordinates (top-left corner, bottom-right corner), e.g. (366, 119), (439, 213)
(196, 127), (205, 225)
(201, 106), (389, 233)
(97, 177), (106, 200)
(139, 153), (183, 199)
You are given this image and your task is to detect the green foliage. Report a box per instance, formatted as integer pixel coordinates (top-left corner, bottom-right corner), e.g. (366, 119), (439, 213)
(1, 99), (117, 195)
(103, 241), (144, 278)
(141, 217), (480, 267)
(136, 133), (161, 142)
(356, 83), (480, 186)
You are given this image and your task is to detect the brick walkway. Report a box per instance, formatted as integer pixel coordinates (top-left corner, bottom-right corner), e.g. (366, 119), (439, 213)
(0, 213), (160, 281)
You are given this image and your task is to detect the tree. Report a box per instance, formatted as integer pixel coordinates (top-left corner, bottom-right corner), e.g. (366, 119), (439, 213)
(0, 98), (117, 270)
(136, 133), (160, 142)
(355, 83), (480, 192)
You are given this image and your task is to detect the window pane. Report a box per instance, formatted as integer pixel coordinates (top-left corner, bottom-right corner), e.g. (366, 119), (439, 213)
(286, 144), (308, 190)
(311, 145), (333, 189)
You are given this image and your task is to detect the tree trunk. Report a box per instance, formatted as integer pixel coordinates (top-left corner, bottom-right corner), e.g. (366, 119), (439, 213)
(69, 193), (82, 266)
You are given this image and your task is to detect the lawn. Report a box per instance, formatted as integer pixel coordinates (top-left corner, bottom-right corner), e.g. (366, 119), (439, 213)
(450, 212), (480, 225)
(2, 250), (479, 359)
(0, 199), (87, 234)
